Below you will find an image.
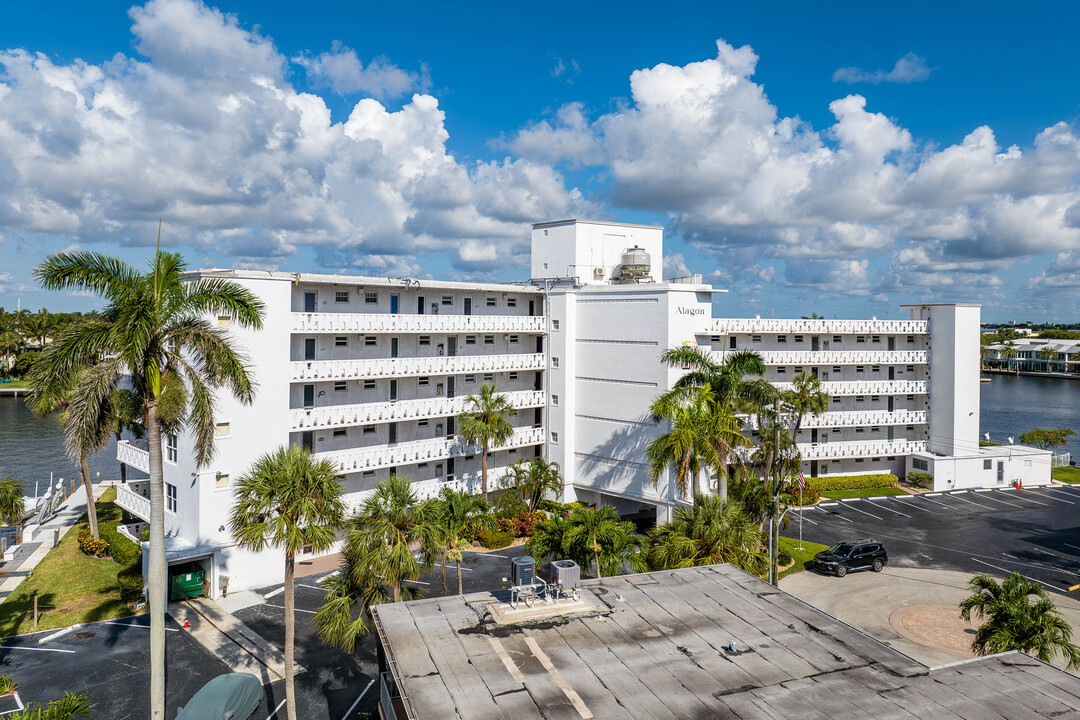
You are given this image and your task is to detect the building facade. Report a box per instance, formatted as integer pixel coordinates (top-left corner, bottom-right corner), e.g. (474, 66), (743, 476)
(115, 219), (1050, 594)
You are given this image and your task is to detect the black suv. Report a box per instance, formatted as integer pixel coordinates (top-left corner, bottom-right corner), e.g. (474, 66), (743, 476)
(813, 539), (888, 577)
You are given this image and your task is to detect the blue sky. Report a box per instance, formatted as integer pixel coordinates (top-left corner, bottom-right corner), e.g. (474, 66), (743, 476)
(2, 1), (1080, 321)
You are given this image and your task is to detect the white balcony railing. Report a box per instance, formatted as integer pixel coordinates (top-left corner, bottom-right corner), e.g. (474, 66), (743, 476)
(743, 410), (927, 430)
(742, 350), (928, 366)
(115, 482), (151, 522)
(707, 318), (929, 335)
(314, 426), (546, 475)
(291, 313), (546, 334)
(117, 440), (150, 474)
(771, 380), (928, 396)
(796, 439), (927, 461)
(290, 353), (546, 382)
(290, 390), (545, 432)
(343, 466), (514, 510)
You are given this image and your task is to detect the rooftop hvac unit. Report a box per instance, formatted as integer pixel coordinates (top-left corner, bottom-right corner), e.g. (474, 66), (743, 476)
(614, 245), (653, 284)
(593, 267), (605, 278)
(511, 556), (535, 587)
(551, 559), (580, 590)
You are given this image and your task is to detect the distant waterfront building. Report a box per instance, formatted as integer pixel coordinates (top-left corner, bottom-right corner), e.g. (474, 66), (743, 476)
(985, 338), (1080, 374)
(115, 219), (1052, 594)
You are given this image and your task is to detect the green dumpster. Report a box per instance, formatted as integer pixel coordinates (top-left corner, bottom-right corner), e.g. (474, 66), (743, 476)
(170, 568), (205, 601)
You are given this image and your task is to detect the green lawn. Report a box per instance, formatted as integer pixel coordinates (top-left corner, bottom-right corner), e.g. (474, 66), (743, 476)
(1, 488), (134, 637)
(1053, 466), (1080, 484)
(0, 379), (29, 389)
(820, 487), (909, 499)
(778, 536), (830, 579)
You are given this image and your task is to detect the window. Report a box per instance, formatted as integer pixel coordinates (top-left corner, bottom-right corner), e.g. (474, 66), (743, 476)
(417, 462), (429, 468)
(465, 374), (476, 383)
(419, 336), (431, 346)
(507, 298), (517, 308)
(984, 459), (993, 470)
(752, 335), (762, 342)
(777, 335), (788, 343)
(166, 483), (177, 513)
(906, 365), (915, 372)
(215, 473), (229, 488)
(906, 425), (914, 431)
(466, 335), (477, 345)
(362, 470), (375, 478)
(776, 366), (786, 374)
(552, 319), (560, 330)
(856, 335), (866, 343)
(855, 458), (865, 463)
(552, 357), (560, 368)
(855, 396), (865, 402)
(364, 379), (377, 390)
(856, 428), (865, 433)
(794, 367), (803, 374)
(365, 291), (378, 304)
(166, 433), (178, 463)
(335, 336), (348, 347)
(832, 366), (842, 373)
(552, 394), (559, 406)
(871, 427), (881, 433)
(551, 431), (559, 443)
(509, 372), (518, 381)
(871, 395), (880, 402)
(418, 420), (429, 427)
(856, 366), (865, 373)
(872, 335), (881, 343)
(831, 428), (841, 434)
(335, 290), (350, 303)
(484, 335), (495, 345)
(334, 381), (347, 392)
(832, 396), (841, 402)
(871, 365), (880, 372)
(794, 335), (804, 343)
(333, 428), (347, 438)
(483, 373), (494, 383)
(217, 315), (230, 329)
(418, 376), (429, 386)
(907, 335), (915, 343)
(364, 336), (377, 346)
(486, 297), (497, 307)
(362, 425), (376, 435)
(215, 422), (230, 437)
(906, 394), (914, 401)
(509, 334), (519, 344)
(912, 458), (929, 471)
(833, 336), (842, 343)
(442, 295), (453, 305)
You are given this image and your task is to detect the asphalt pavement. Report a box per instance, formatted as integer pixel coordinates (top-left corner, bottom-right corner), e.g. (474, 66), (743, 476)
(784, 484), (1080, 595)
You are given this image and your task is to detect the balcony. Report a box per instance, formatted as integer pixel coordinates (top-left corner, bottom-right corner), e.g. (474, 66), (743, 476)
(290, 390), (545, 431)
(115, 481), (150, 522)
(746, 350), (928, 365)
(314, 426), (546, 475)
(291, 353), (546, 382)
(795, 439), (928, 461)
(773, 380), (928, 396)
(343, 466), (512, 510)
(117, 440), (150, 474)
(743, 410), (927, 430)
(291, 313), (546, 334)
(707, 318), (928, 335)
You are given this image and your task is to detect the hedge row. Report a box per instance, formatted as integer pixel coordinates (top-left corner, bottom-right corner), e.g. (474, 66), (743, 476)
(806, 473), (899, 492)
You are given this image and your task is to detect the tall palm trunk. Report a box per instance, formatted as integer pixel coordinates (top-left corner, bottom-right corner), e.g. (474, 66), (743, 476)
(697, 469), (707, 497)
(480, 442), (489, 497)
(147, 403), (167, 720)
(80, 456), (99, 541)
(457, 557), (464, 595)
(440, 551), (448, 594)
(284, 551), (297, 720)
(392, 579), (402, 604)
(594, 549), (602, 579)
(717, 467), (729, 503)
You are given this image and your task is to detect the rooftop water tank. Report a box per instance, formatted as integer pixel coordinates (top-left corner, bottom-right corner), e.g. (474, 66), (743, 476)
(618, 245), (651, 282)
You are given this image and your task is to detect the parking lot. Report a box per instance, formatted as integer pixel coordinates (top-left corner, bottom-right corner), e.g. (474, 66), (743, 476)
(785, 484), (1080, 594)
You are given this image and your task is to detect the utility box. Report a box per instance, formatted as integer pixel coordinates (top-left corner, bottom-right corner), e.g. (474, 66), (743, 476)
(511, 556), (535, 587)
(551, 560), (580, 590)
(169, 568), (205, 601)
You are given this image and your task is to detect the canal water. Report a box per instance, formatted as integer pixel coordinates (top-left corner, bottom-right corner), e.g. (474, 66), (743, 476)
(978, 373), (1080, 454)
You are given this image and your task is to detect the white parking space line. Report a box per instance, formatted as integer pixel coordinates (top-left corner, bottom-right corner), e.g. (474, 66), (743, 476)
(264, 604), (317, 614)
(815, 508), (854, 523)
(865, 500), (911, 517)
(941, 493), (997, 511)
(1066, 543), (1080, 553)
(264, 699), (287, 720)
(840, 502), (885, 520)
(340, 678), (377, 720)
(890, 497), (945, 515)
(1001, 552), (1076, 573)
(102, 621), (180, 632)
(969, 558), (1060, 590)
(0, 646), (76, 653)
(1040, 488), (1077, 504)
(264, 586), (284, 599)
(913, 495), (955, 510)
(973, 493), (1028, 509)
(404, 579), (430, 585)
(1002, 492), (1050, 507)
(298, 583), (326, 591)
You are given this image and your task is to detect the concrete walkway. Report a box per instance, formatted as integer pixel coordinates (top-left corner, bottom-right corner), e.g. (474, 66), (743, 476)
(0, 481), (112, 604)
(780, 565), (1080, 672)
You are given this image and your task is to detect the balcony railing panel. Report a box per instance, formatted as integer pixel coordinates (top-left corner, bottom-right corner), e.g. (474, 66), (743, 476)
(731, 350), (928, 365)
(708, 318), (929, 335)
(115, 483), (151, 522)
(771, 380), (928, 396)
(291, 353), (546, 382)
(292, 313), (546, 334)
(314, 426), (545, 475)
(117, 440), (151, 474)
(743, 410), (927, 430)
(290, 390), (544, 431)
(736, 439), (927, 462)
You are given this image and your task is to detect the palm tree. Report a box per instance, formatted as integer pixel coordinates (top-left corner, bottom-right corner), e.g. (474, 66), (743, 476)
(1037, 346), (1059, 373)
(781, 372), (830, 446)
(103, 390), (146, 485)
(658, 346), (769, 411)
(959, 572), (1080, 668)
(646, 494), (767, 576)
(525, 512), (576, 567)
(32, 240), (264, 720)
(565, 505), (646, 579)
(0, 474), (26, 533)
(503, 457), (563, 511)
(230, 446), (346, 720)
(19, 309), (54, 348)
(1000, 340), (1019, 374)
(434, 488), (495, 594)
(458, 383), (516, 497)
(314, 475), (441, 651)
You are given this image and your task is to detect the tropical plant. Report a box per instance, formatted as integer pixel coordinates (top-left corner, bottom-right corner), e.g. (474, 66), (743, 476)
(434, 488), (495, 594)
(502, 457), (563, 511)
(781, 372), (830, 446)
(645, 494), (767, 575)
(959, 572), (1080, 667)
(5, 692), (92, 720)
(1019, 428), (1076, 450)
(565, 505), (647, 579)
(0, 475), (26, 528)
(1038, 346), (1059, 373)
(32, 238), (264, 720)
(658, 346), (770, 411)
(457, 383), (516, 497)
(19, 309), (55, 348)
(0, 675), (16, 695)
(230, 446), (346, 720)
(314, 475), (441, 651)
(1000, 340), (1019, 373)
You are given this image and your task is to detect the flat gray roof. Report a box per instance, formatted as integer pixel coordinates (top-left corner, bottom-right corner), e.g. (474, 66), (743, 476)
(531, 218), (663, 230)
(189, 268), (542, 294)
(373, 564), (1080, 719)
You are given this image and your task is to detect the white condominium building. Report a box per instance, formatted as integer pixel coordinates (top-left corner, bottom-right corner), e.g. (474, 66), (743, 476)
(115, 218), (1051, 594)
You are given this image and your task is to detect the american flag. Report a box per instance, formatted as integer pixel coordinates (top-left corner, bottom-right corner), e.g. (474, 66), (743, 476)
(798, 471), (806, 490)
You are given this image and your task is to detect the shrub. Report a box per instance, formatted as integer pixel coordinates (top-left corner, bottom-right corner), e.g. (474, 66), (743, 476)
(907, 472), (933, 489)
(806, 474), (899, 492)
(117, 564), (144, 604)
(476, 529), (514, 549)
(495, 517), (516, 535)
(780, 483), (820, 506)
(513, 511), (546, 537)
(461, 519), (485, 543)
(139, 527), (150, 542)
(77, 527), (110, 558)
(536, 499), (565, 514)
(104, 525), (141, 567)
(0, 675), (17, 695)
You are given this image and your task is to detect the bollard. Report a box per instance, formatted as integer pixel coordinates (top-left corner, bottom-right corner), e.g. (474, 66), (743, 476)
(54, 527), (60, 548)
(1, 536), (7, 556)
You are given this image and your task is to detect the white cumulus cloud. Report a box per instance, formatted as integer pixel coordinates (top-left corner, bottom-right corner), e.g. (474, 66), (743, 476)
(833, 53), (932, 84)
(294, 42), (429, 99)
